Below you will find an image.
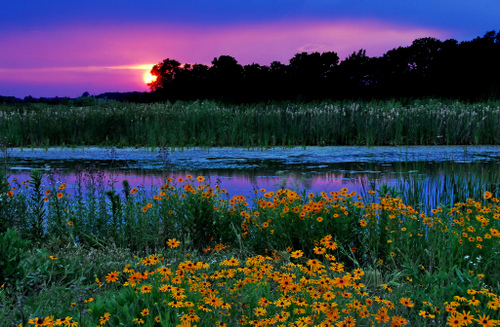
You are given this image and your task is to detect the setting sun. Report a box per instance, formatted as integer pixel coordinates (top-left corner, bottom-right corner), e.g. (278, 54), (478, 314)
(143, 71), (157, 84)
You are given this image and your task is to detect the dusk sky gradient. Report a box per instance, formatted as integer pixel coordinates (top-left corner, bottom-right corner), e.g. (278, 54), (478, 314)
(1, 0), (499, 98)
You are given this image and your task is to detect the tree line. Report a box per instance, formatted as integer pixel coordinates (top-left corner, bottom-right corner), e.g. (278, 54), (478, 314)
(2, 30), (499, 105)
(148, 30), (500, 102)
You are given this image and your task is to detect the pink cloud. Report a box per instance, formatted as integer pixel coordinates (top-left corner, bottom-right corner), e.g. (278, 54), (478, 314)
(0, 19), (451, 97)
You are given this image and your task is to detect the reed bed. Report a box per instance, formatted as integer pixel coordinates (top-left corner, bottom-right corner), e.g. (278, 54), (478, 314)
(1, 99), (500, 147)
(1, 171), (500, 326)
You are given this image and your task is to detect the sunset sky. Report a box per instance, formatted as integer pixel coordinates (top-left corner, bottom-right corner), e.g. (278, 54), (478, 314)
(1, 0), (499, 98)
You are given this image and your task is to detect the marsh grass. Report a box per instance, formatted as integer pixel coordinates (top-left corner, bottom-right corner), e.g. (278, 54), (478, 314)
(1, 173), (500, 326)
(1, 99), (500, 147)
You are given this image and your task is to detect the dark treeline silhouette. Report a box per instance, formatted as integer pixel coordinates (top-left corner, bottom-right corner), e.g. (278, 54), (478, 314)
(148, 30), (500, 103)
(2, 30), (499, 105)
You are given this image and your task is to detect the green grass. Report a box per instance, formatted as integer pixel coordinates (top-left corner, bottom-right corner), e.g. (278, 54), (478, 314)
(1, 170), (500, 326)
(2, 99), (500, 147)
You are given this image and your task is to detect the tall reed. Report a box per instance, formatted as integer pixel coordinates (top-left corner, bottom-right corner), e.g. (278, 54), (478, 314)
(1, 99), (500, 147)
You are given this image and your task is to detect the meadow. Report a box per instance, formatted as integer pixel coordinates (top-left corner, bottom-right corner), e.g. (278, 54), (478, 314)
(1, 99), (500, 147)
(1, 166), (500, 326)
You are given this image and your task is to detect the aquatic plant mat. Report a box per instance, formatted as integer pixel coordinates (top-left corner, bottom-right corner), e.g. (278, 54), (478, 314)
(1, 171), (500, 326)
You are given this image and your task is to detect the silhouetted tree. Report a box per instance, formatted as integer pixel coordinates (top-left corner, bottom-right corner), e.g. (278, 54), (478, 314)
(209, 55), (244, 101)
(148, 58), (183, 92)
(242, 63), (272, 102)
(335, 49), (376, 98)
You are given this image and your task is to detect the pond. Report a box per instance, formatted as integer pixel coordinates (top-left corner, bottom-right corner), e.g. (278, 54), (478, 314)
(3, 145), (500, 208)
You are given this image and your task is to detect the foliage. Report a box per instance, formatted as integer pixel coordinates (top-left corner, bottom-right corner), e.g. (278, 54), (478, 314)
(2, 175), (500, 326)
(0, 229), (30, 286)
(2, 99), (500, 148)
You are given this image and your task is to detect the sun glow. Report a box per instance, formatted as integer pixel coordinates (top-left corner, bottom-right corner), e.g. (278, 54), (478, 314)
(143, 71), (157, 84)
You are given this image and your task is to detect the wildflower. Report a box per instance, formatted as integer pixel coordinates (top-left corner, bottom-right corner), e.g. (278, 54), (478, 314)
(105, 271), (120, 283)
(140, 285), (152, 293)
(99, 313), (111, 325)
(461, 311), (474, 325)
(197, 176), (205, 182)
(291, 250), (303, 259)
(141, 308), (149, 316)
(198, 304), (212, 312)
(254, 307), (267, 317)
(29, 316), (54, 326)
(391, 315), (407, 326)
(400, 297), (415, 307)
(49, 256), (57, 260)
(168, 300), (184, 308)
(374, 307), (389, 323)
(484, 191), (493, 199)
(476, 314), (496, 327)
(130, 188), (138, 194)
(57, 192), (64, 199)
(314, 246), (326, 254)
(205, 294), (224, 308)
(419, 310), (435, 319)
(167, 238), (180, 248)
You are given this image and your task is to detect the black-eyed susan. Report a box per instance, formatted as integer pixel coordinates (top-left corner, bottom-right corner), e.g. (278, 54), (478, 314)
(400, 297), (414, 308)
(140, 285), (152, 293)
(57, 316), (74, 326)
(167, 238), (180, 248)
(475, 314), (496, 327)
(29, 316), (54, 326)
(484, 191), (493, 199)
(105, 271), (120, 283)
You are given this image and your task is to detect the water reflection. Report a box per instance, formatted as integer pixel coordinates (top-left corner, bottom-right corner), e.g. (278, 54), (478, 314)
(6, 160), (500, 209)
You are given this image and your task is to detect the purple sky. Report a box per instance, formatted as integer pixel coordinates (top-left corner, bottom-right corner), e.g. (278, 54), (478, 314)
(1, 0), (499, 98)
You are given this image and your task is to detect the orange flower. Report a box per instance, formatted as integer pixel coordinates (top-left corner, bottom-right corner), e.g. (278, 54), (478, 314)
(167, 238), (180, 248)
(400, 297), (415, 307)
(105, 271), (120, 283)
